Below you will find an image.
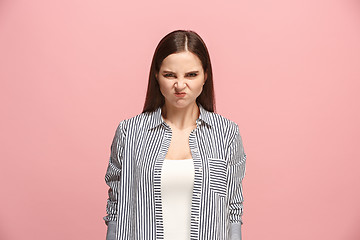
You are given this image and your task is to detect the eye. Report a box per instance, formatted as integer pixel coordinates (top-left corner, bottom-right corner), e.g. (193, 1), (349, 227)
(187, 73), (198, 77)
(163, 73), (174, 78)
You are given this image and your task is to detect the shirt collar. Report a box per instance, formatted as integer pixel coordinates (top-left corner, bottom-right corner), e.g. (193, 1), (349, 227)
(147, 103), (212, 130)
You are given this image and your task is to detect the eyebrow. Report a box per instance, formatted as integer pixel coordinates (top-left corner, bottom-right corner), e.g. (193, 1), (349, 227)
(162, 70), (199, 74)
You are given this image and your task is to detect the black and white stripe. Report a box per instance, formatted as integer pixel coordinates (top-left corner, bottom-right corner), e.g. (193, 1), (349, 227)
(104, 103), (247, 240)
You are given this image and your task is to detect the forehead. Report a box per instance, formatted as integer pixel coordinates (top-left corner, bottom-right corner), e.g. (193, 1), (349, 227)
(160, 51), (203, 71)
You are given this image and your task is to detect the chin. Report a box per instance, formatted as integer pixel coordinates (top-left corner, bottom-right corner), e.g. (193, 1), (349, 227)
(170, 101), (196, 108)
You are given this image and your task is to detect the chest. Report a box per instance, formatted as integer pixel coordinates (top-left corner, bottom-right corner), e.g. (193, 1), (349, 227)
(118, 126), (232, 239)
(164, 126), (195, 160)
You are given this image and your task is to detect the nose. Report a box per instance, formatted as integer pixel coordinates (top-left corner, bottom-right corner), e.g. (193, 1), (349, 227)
(175, 77), (187, 89)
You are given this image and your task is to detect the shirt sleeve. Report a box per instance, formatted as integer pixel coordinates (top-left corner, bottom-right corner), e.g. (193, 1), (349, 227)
(230, 222), (242, 240)
(103, 120), (126, 238)
(227, 123), (247, 228)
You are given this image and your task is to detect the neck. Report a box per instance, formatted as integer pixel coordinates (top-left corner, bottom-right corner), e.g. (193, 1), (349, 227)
(161, 102), (200, 130)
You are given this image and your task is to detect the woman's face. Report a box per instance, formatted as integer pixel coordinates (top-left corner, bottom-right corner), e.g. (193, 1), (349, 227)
(156, 51), (207, 109)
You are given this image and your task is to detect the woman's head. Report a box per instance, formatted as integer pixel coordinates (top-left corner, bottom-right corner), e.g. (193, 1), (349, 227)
(142, 30), (216, 113)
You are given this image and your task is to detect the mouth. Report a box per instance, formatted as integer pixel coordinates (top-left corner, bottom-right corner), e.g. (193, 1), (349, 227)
(174, 92), (186, 97)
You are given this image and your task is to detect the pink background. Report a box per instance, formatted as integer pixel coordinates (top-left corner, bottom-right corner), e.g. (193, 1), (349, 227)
(1, 0), (359, 239)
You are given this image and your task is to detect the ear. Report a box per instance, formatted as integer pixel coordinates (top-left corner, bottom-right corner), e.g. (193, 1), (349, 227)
(204, 72), (207, 82)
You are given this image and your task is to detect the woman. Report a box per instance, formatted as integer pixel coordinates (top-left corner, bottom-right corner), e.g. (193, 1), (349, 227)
(104, 30), (247, 240)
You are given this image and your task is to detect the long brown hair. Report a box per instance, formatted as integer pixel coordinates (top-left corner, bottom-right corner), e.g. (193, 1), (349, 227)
(142, 29), (216, 113)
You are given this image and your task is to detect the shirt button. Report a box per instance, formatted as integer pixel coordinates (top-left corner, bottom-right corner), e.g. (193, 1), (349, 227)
(193, 149), (198, 153)
(195, 216), (199, 221)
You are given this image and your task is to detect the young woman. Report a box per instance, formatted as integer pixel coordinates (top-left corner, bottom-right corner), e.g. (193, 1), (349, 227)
(104, 30), (247, 240)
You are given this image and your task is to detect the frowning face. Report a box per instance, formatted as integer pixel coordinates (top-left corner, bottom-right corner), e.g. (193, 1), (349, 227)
(156, 51), (207, 109)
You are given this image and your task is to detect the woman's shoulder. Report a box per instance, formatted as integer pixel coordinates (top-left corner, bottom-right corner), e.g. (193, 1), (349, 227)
(206, 110), (241, 134)
(114, 107), (242, 135)
(114, 109), (157, 133)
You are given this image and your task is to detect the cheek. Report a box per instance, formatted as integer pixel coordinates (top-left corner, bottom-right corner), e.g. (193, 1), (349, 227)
(159, 80), (172, 94)
(193, 82), (204, 93)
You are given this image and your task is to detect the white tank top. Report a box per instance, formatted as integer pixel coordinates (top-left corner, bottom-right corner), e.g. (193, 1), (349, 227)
(160, 158), (195, 240)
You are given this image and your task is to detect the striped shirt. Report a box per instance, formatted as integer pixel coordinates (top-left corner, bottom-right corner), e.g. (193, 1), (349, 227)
(104, 103), (247, 240)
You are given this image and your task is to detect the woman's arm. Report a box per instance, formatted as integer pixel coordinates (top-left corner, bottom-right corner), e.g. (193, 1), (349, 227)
(106, 221), (117, 240)
(227, 123), (247, 240)
(103, 120), (126, 240)
(230, 222), (242, 240)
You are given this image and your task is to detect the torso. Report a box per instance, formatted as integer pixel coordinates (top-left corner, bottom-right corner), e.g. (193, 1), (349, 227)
(164, 122), (196, 160)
